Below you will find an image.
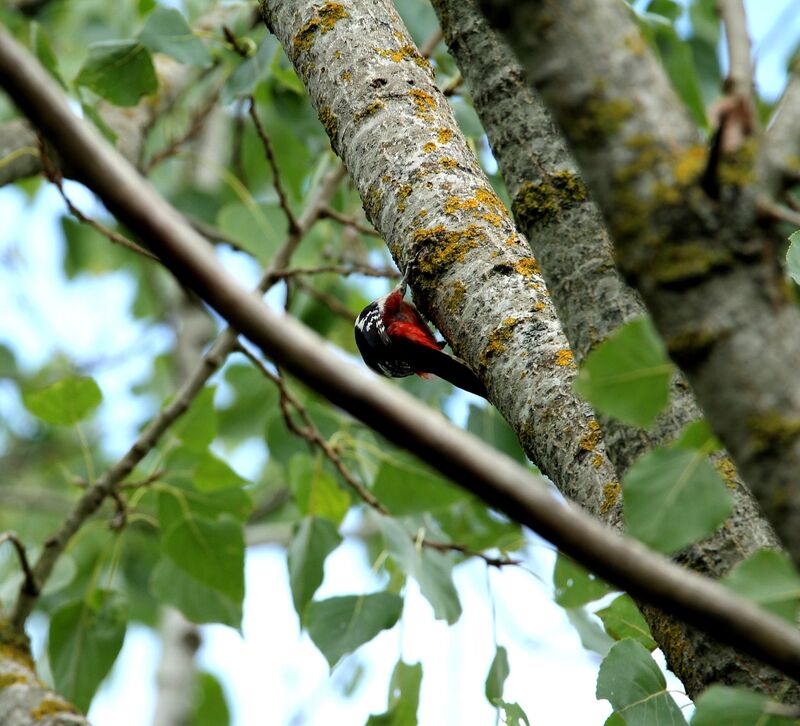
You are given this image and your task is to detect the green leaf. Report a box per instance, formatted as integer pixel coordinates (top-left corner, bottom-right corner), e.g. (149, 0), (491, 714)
(604, 714), (627, 726)
(721, 549), (800, 622)
(173, 386), (217, 451)
(30, 22), (66, 89)
(553, 554), (613, 608)
(222, 35), (279, 103)
(218, 364), (277, 440)
(48, 590), (127, 712)
(574, 317), (673, 427)
(194, 451), (249, 492)
(485, 646), (509, 703)
(159, 462), (253, 523)
(373, 457), (465, 515)
(366, 660), (422, 725)
(672, 419), (720, 452)
(75, 40), (158, 106)
(787, 230), (800, 285)
(216, 200), (286, 259)
(192, 672), (231, 726)
(380, 517), (462, 624)
(161, 512), (245, 602)
(565, 607), (615, 656)
(289, 454), (350, 524)
(596, 595), (657, 651)
(493, 701), (531, 726)
(467, 404), (527, 464)
(624, 447), (733, 553)
(691, 685), (797, 726)
(287, 516), (342, 616)
(596, 639), (687, 726)
(304, 593), (403, 668)
(150, 557), (242, 628)
(139, 7), (212, 68)
(23, 376), (102, 425)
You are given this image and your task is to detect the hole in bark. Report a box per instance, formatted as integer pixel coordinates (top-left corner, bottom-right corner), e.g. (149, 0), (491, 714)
(370, 78), (387, 88)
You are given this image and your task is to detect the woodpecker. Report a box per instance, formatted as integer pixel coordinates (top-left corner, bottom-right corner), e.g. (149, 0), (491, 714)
(354, 278), (487, 398)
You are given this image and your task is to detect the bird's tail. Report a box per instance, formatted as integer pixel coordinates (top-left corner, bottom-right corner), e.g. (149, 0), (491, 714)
(396, 340), (487, 398)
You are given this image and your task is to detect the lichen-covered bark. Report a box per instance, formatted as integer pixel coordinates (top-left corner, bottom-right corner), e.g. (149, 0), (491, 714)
(481, 0), (800, 568)
(260, 0), (624, 524)
(0, 624), (86, 725)
(433, 0), (797, 701)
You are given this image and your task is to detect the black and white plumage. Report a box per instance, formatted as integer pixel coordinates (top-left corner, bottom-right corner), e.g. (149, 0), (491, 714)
(354, 284), (487, 397)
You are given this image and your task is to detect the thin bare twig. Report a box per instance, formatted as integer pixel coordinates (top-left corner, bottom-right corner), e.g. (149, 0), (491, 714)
(319, 206), (379, 236)
(41, 146), (160, 262)
(419, 29), (443, 59)
(143, 87), (222, 173)
(235, 342), (388, 512)
(0, 532), (37, 596)
(293, 277), (355, 321)
(273, 264), (400, 279)
(247, 95), (300, 233)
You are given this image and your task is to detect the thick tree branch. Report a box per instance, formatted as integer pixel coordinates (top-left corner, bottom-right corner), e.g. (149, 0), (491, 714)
(3, 26), (800, 682)
(481, 0), (800, 567)
(433, 0), (795, 699)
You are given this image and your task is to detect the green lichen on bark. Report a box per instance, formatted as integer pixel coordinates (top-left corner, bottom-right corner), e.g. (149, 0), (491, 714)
(563, 91), (634, 145)
(747, 413), (800, 455)
(512, 170), (587, 229)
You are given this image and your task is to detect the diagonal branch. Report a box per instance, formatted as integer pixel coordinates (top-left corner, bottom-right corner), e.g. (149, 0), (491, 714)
(3, 24), (800, 681)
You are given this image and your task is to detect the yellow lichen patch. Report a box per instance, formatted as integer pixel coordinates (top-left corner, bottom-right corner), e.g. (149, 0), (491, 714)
(713, 456), (739, 490)
(479, 317), (520, 367)
(623, 31), (647, 56)
(444, 195), (479, 214)
(353, 100), (385, 123)
(447, 280), (466, 312)
(318, 106), (339, 143)
(592, 454), (604, 469)
(579, 419), (602, 451)
(600, 481), (621, 514)
(363, 183), (384, 221)
(555, 348), (574, 367)
(409, 88), (437, 119)
(515, 257), (541, 278)
(673, 144), (706, 185)
(396, 183), (412, 212)
(413, 224), (484, 282)
(31, 697), (78, 721)
(534, 301), (545, 311)
(718, 138), (757, 188)
(423, 141), (436, 154)
(375, 44), (430, 69)
(437, 127), (454, 144)
(439, 157), (458, 171)
(0, 672), (27, 689)
(341, 70), (351, 81)
(292, 2), (349, 59)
